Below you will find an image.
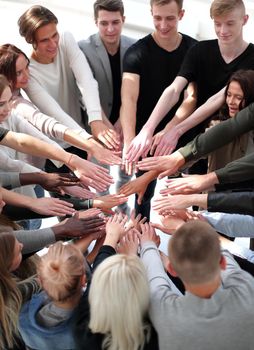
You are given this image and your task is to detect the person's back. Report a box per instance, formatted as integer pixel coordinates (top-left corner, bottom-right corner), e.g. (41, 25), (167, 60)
(140, 221), (254, 350)
(19, 242), (87, 350)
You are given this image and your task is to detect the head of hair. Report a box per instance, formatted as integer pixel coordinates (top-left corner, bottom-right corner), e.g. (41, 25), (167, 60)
(93, 0), (124, 20)
(18, 5), (58, 46)
(0, 74), (11, 98)
(150, 0), (183, 10)
(168, 221), (221, 285)
(218, 69), (254, 120)
(0, 231), (22, 349)
(0, 44), (29, 91)
(89, 254), (150, 350)
(38, 242), (85, 302)
(210, 0), (245, 18)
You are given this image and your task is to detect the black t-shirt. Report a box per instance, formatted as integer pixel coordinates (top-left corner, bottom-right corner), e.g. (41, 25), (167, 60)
(0, 126), (9, 142)
(108, 49), (121, 125)
(123, 33), (197, 134)
(178, 40), (254, 108)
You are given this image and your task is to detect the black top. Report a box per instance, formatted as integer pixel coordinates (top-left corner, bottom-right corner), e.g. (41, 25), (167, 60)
(108, 48), (121, 124)
(123, 33), (197, 135)
(0, 126), (9, 142)
(178, 40), (254, 108)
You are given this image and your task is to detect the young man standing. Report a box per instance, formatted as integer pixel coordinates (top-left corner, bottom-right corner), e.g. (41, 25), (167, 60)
(120, 0), (197, 219)
(140, 220), (254, 350)
(128, 0), (254, 160)
(79, 0), (135, 211)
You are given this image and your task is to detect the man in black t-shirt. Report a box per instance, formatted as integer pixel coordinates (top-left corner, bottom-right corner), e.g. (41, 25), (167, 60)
(129, 0), (254, 160)
(120, 0), (197, 219)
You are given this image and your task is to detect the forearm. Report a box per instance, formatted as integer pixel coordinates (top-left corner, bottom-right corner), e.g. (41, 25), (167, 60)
(215, 153), (254, 184)
(1, 187), (40, 211)
(2, 131), (70, 164)
(14, 228), (55, 254)
(164, 82), (197, 131)
(120, 100), (136, 143)
(63, 129), (94, 152)
(208, 191), (254, 215)
(175, 88), (225, 138)
(179, 102), (254, 163)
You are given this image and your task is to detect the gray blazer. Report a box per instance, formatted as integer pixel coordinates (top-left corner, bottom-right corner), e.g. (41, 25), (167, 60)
(79, 33), (136, 119)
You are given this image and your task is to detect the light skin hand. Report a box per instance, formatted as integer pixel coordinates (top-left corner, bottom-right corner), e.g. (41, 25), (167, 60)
(93, 194), (128, 211)
(153, 194), (195, 212)
(75, 208), (102, 219)
(104, 212), (128, 247)
(119, 174), (149, 205)
(60, 185), (96, 199)
(139, 222), (160, 247)
(137, 151), (185, 179)
(28, 197), (75, 216)
(88, 138), (122, 165)
(164, 173), (218, 194)
(117, 229), (140, 255)
(122, 141), (135, 176)
(90, 120), (120, 150)
(125, 128), (154, 162)
(125, 209), (147, 232)
(68, 153), (114, 191)
(150, 127), (180, 157)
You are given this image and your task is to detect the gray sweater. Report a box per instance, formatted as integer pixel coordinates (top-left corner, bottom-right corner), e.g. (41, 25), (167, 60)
(141, 242), (254, 350)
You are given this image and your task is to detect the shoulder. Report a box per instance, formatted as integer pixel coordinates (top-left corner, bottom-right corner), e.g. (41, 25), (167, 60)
(78, 33), (98, 51)
(181, 33), (198, 48)
(121, 35), (136, 46)
(60, 31), (77, 50)
(125, 34), (151, 57)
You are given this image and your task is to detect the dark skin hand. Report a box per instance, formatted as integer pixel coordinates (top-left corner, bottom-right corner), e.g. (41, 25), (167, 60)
(53, 213), (106, 240)
(37, 172), (80, 193)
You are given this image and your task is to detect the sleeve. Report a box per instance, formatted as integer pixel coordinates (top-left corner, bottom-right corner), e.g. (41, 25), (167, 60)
(14, 228), (56, 254)
(202, 211), (254, 238)
(25, 66), (91, 137)
(207, 191), (254, 215)
(17, 276), (41, 304)
(215, 152), (254, 184)
(0, 173), (21, 189)
(63, 32), (102, 123)
(177, 43), (199, 82)
(0, 126), (9, 141)
(12, 96), (68, 140)
(123, 43), (143, 74)
(179, 103), (254, 162)
(92, 245), (116, 271)
(220, 249), (243, 280)
(0, 147), (40, 173)
(140, 242), (182, 296)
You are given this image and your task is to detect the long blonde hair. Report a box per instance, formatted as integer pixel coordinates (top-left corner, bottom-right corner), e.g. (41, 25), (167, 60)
(0, 231), (22, 349)
(38, 242), (85, 302)
(89, 254), (150, 350)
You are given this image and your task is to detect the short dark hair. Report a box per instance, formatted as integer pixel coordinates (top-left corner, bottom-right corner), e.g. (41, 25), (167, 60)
(93, 0), (124, 20)
(150, 0), (184, 10)
(168, 221), (221, 284)
(0, 44), (29, 90)
(18, 5), (58, 46)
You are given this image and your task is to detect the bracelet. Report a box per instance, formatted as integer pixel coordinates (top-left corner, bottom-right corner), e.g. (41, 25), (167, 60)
(67, 153), (74, 166)
(88, 199), (93, 209)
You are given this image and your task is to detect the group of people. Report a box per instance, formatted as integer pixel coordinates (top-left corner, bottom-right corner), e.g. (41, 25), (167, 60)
(1, 0), (254, 349)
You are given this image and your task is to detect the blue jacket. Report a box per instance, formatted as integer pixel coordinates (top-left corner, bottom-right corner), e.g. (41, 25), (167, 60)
(19, 292), (76, 350)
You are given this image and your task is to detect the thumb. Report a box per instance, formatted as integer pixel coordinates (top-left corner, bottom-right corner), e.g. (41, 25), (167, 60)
(158, 170), (169, 179)
(137, 191), (144, 205)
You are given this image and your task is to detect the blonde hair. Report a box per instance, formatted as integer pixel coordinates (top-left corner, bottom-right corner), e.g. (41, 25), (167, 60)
(38, 242), (85, 302)
(0, 231), (22, 349)
(89, 254), (150, 350)
(168, 221), (221, 285)
(210, 0), (245, 18)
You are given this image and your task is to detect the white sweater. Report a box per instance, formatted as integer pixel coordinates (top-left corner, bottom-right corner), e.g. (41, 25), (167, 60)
(25, 31), (102, 130)
(0, 111), (60, 197)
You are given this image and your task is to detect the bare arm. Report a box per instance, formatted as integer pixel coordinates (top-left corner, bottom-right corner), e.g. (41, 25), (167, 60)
(126, 76), (188, 162)
(151, 82), (197, 156)
(120, 72), (140, 173)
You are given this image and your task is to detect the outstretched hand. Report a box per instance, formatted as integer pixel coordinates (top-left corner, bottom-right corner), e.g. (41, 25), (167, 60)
(67, 153), (114, 191)
(117, 229), (140, 255)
